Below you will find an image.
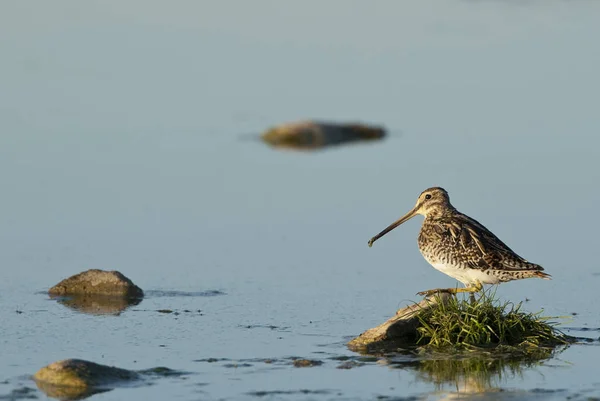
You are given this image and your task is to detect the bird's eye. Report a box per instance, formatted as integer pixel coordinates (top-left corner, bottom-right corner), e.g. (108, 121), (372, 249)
(425, 194), (432, 200)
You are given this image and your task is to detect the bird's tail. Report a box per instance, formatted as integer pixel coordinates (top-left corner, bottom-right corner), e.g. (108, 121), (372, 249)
(533, 271), (552, 280)
(522, 263), (551, 280)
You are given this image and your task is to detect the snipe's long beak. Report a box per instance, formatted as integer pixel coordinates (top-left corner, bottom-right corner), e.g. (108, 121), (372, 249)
(368, 208), (418, 247)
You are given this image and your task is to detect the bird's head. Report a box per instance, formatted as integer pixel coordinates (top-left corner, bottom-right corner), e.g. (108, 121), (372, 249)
(368, 187), (452, 247)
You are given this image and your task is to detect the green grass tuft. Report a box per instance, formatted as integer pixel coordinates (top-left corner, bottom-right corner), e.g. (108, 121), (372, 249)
(415, 290), (570, 352)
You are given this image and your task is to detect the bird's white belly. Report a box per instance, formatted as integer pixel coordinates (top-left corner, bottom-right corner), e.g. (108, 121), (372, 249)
(429, 261), (501, 286)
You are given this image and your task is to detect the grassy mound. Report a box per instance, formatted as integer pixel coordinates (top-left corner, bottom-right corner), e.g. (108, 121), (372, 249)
(415, 291), (570, 352)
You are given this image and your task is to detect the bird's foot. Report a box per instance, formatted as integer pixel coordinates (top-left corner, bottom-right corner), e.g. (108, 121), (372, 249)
(417, 282), (483, 298)
(416, 288), (452, 297)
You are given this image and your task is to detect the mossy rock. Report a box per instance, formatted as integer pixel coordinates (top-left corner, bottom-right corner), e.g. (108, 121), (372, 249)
(34, 359), (139, 388)
(415, 293), (569, 351)
(34, 359), (187, 400)
(349, 292), (571, 355)
(49, 269), (143, 298)
(33, 359), (139, 400)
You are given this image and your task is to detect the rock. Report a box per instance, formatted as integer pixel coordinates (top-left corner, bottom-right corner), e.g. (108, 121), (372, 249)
(336, 361), (364, 369)
(34, 359), (139, 399)
(292, 359), (323, 368)
(347, 293), (451, 353)
(34, 359), (139, 388)
(261, 121), (385, 150)
(49, 269), (143, 298)
(34, 360), (186, 400)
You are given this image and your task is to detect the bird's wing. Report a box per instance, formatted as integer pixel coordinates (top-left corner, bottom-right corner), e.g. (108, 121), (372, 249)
(437, 213), (541, 271)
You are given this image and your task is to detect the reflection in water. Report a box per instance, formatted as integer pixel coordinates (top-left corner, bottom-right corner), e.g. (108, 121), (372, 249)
(50, 294), (142, 315)
(386, 347), (565, 398)
(34, 380), (109, 401)
(416, 357), (524, 395)
(143, 290), (225, 297)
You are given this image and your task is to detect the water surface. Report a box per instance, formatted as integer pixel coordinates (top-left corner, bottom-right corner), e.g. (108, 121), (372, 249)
(1, 1), (600, 400)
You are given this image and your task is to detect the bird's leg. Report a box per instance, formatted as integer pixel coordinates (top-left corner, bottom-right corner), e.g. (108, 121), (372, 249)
(417, 281), (483, 298)
(469, 292), (476, 305)
(468, 281), (483, 304)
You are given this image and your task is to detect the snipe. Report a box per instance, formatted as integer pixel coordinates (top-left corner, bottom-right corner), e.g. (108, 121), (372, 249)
(368, 187), (550, 296)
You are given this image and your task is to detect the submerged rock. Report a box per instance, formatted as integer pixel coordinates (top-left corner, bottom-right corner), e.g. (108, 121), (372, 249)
(34, 359), (139, 399)
(261, 121), (385, 150)
(292, 359), (323, 368)
(49, 269), (143, 298)
(336, 361), (364, 369)
(34, 359), (139, 388)
(33, 359), (185, 400)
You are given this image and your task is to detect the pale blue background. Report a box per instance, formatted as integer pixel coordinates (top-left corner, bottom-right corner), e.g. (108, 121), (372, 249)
(1, 1), (599, 400)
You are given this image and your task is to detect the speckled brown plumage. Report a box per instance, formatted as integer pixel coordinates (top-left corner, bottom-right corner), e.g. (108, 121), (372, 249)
(368, 187), (550, 295)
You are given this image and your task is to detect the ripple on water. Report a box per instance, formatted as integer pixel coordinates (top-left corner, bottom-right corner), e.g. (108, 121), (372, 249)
(144, 290), (226, 298)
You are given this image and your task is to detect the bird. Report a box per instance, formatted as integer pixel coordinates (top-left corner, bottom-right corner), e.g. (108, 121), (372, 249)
(367, 187), (550, 297)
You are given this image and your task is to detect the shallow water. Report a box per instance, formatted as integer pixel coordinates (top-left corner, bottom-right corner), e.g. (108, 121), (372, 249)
(1, 1), (600, 400)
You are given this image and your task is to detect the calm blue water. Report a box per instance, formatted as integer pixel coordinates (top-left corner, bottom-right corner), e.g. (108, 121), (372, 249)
(1, 1), (600, 400)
